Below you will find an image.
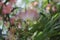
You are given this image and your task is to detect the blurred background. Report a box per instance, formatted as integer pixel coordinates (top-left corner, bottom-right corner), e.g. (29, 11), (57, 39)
(0, 0), (60, 40)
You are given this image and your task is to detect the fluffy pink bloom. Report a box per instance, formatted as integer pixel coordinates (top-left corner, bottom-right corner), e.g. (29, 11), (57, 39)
(46, 4), (51, 10)
(10, 17), (15, 25)
(0, 0), (2, 2)
(2, 3), (13, 14)
(18, 23), (22, 29)
(9, 0), (16, 4)
(19, 9), (39, 21)
(0, 2), (3, 6)
(52, 6), (57, 12)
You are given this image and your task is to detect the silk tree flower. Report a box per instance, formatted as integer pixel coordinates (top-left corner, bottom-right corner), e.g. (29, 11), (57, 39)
(10, 16), (15, 25)
(19, 9), (39, 21)
(0, 0), (6, 6)
(52, 6), (57, 12)
(2, 3), (13, 14)
(46, 4), (51, 11)
(17, 22), (22, 29)
(9, 0), (16, 4)
(45, 4), (51, 13)
(0, 2), (3, 6)
(32, 1), (38, 7)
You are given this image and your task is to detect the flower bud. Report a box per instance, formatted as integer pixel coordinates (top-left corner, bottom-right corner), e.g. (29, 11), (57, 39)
(46, 4), (51, 11)
(52, 6), (57, 12)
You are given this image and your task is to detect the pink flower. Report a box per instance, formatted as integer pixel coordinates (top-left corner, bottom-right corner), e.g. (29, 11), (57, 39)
(18, 23), (22, 29)
(0, 0), (2, 2)
(9, 0), (16, 4)
(0, 2), (3, 6)
(10, 17), (15, 25)
(52, 6), (57, 12)
(2, 3), (13, 14)
(19, 9), (39, 21)
(4, 21), (8, 26)
(32, 1), (38, 7)
(46, 4), (51, 10)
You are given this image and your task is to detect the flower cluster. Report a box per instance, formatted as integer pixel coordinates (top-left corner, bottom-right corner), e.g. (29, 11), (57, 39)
(19, 9), (39, 21)
(0, 0), (40, 40)
(0, 0), (16, 14)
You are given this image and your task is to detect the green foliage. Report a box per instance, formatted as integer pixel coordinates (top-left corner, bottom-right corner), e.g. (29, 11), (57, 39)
(20, 0), (60, 40)
(29, 13), (60, 40)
